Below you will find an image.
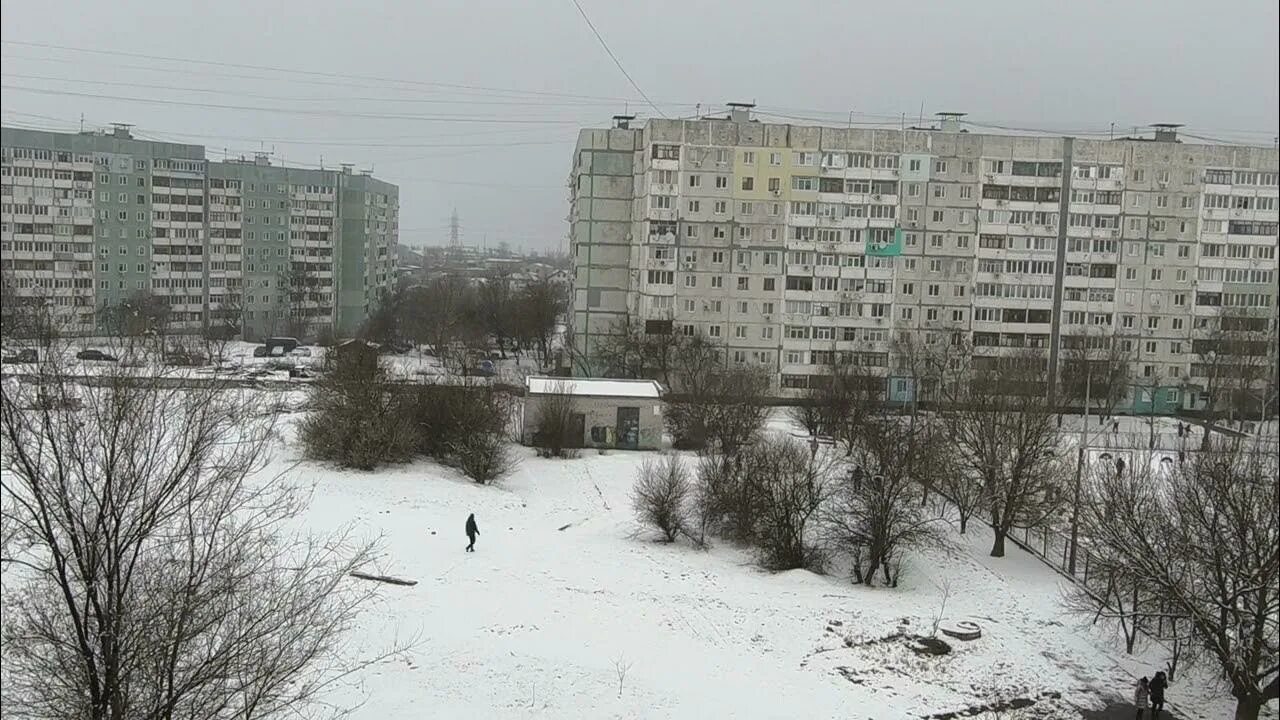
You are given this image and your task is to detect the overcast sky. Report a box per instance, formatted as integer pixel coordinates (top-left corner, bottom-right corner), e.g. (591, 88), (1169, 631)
(2, 0), (1277, 252)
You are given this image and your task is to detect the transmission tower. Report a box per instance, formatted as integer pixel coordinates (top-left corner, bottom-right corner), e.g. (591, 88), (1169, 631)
(449, 209), (461, 248)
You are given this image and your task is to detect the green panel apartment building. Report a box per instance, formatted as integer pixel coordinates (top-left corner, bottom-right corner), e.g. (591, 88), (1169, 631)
(1, 124), (398, 340)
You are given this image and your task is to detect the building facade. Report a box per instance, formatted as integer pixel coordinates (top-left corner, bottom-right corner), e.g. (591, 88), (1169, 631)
(1, 125), (398, 340)
(568, 108), (1279, 410)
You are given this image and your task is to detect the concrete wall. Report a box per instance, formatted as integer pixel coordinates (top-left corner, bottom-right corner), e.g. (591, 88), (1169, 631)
(521, 393), (665, 450)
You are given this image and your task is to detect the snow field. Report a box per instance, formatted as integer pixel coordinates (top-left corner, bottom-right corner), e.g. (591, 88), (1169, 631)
(270, 419), (1240, 720)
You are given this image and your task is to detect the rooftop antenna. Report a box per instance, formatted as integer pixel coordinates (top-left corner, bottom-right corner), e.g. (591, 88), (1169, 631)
(79, 113), (84, 133)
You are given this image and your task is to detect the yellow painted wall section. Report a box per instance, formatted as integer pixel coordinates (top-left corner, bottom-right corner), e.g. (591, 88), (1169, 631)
(732, 146), (796, 203)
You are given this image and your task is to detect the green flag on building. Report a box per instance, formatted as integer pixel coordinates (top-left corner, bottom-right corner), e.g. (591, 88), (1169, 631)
(867, 227), (904, 257)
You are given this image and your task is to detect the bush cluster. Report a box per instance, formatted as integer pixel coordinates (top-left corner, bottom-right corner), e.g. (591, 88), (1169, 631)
(301, 352), (516, 483)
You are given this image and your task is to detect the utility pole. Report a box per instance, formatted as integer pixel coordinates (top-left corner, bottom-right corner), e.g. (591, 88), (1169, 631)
(449, 209), (461, 249)
(1068, 360), (1092, 575)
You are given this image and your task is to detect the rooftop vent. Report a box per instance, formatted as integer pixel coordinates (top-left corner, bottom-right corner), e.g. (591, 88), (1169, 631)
(110, 122), (133, 139)
(253, 151), (271, 166)
(1151, 123), (1183, 143)
(935, 112), (967, 133)
(727, 102), (756, 124)
(612, 114), (636, 129)
(341, 163), (354, 175)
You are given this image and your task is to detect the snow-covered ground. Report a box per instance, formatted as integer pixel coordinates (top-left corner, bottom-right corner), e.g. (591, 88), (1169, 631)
(264, 417), (1249, 720)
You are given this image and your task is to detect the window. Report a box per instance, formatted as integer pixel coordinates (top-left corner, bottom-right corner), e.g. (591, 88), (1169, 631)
(959, 186), (973, 199)
(688, 174), (701, 188)
(743, 151), (756, 165)
(737, 277), (749, 291)
(651, 195), (673, 210)
(711, 276), (723, 289)
(714, 201), (727, 215)
(715, 176), (728, 189)
(741, 177), (754, 191)
(687, 200), (700, 213)
(769, 152), (781, 166)
(934, 160), (948, 173)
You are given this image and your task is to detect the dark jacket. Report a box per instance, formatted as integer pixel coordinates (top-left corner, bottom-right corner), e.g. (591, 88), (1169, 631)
(465, 515), (479, 537)
(1149, 674), (1167, 700)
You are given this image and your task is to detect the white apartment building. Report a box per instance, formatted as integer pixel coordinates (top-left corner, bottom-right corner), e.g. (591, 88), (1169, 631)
(568, 107), (1279, 412)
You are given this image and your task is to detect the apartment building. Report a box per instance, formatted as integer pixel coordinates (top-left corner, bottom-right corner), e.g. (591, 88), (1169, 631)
(1, 125), (398, 340)
(568, 107), (1279, 410)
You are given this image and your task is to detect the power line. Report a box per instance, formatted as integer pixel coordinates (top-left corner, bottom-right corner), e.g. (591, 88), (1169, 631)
(567, 0), (666, 118)
(0, 71), (668, 110)
(1, 84), (599, 124)
(1, 40), (660, 105)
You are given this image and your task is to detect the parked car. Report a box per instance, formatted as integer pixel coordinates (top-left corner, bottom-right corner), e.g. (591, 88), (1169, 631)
(263, 336), (300, 355)
(288, 347), (312, 357)
(76, 349), (118, 362)
(475, 359), (497, 377)
(2, 349), (38, 364)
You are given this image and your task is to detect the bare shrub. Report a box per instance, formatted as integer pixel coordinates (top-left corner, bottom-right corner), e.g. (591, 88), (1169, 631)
(300, 349), (415, 470)
(749, 437), (832, 571)
(532, 381), (580, 458)
(632, 453), (691, 542)
(694, 451), (765, 544)
(450, 430), (518, 484)
(0, 353), (397, 719)
(696, 436), (831, 571)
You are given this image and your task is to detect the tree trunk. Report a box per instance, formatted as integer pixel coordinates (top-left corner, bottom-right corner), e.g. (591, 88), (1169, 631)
(958, 514), (969, 534)
(1233, 696), (1262, 720)
(990, 528), (1007, 557)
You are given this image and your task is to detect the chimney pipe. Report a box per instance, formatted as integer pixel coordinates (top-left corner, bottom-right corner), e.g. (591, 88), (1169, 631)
(612, 114), (636, 130)
(110, 123), (133, 139)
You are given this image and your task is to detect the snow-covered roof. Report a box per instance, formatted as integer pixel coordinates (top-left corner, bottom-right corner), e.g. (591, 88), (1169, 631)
(525, 376), (663, 399)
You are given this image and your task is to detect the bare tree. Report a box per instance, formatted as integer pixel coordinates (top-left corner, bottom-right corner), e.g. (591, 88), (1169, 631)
(939, 350), (1066, 557)
(632, 453), (692, 542)
(0, 348), (395, 719)
(476, 274), (515, 358)
(823, 416), (950, 585)
(815, 360), (885, 457)
(1059, 331), (1133, 421)
(1195, 308), (1277, 438)
(275, 260), (328, 340)
(665, 363), (769, 455)
(531, 381), (580, 458)
(0, 272), (62, 348)
(514, 278), (566, 371)
(202, 293), (244, 365)
(1076, 438), (1279, 719)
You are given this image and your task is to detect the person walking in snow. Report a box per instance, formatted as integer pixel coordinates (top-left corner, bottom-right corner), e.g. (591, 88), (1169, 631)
(1148, 671), (1168, 717)
(1133, 676), (1150, 719)
(465, 513), (479, 552)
